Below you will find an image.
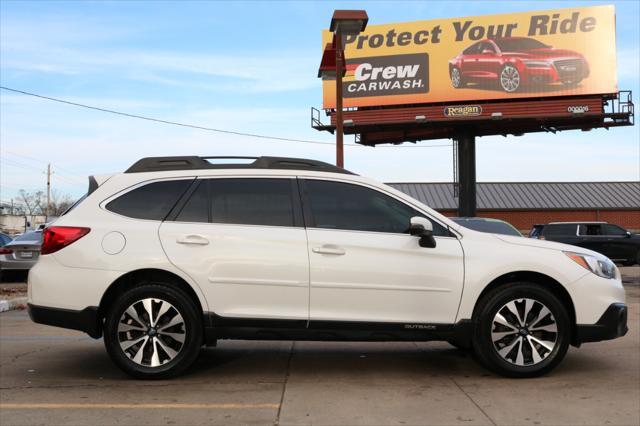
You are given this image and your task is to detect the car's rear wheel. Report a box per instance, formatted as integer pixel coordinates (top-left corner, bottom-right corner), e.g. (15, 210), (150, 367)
(104, 284), (202, 379)
(451, 67), (465, 88)
(500, 65), (521, 92)
(472, 283), (570, 378)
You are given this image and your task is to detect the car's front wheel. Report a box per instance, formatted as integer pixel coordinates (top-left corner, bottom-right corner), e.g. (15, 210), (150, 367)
(500, 65), (521, 92)
(104, 283), (202, 379)
(451, 67), (465, 88)
(472, 283), (570, 378)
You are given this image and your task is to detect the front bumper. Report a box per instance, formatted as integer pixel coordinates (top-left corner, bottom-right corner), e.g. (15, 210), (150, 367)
(574, 303), (628, 345)
(28, 303), (102, 338)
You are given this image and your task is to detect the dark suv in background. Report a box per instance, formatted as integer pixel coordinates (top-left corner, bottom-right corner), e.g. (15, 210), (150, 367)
(530, 222), (639, 266)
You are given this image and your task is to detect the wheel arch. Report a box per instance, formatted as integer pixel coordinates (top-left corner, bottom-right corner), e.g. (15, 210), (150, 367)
(472, 270), (578, 344)
(98, 268), (206, 326)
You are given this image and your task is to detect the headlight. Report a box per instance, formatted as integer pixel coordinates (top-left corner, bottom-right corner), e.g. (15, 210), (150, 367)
(524, 60), (552, 68)
(564, 251), (619, 280)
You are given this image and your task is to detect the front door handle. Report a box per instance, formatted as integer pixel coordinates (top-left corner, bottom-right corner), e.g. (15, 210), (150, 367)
(312, 245), (346, 255)
(177, 235), (210, 245)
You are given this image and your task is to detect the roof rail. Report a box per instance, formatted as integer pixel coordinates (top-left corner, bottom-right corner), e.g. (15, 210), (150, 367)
(124, 156), (355, 175)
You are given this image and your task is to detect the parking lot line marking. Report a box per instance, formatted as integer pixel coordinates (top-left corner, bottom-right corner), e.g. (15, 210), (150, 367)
(0, 403), (279, 409)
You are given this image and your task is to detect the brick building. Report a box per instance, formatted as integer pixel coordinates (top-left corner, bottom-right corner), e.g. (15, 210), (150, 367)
(388, 181), (640, 233)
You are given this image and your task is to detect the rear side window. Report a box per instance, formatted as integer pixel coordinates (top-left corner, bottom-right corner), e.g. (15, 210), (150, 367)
(543, 224), (578, 236)
(106, 180), (192, 220)
(463, 42), (481, 55)
(176, 181), (209, 223)
(304, 180), (451, 236)
(578, 224), (604, 236)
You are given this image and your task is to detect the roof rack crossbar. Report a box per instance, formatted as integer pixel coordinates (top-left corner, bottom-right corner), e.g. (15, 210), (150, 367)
(124, 156), (355, 175)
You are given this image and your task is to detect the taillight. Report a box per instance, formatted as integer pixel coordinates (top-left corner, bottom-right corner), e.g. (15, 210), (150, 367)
(41, 227), (91, 255)
(0, 247), (13, 255)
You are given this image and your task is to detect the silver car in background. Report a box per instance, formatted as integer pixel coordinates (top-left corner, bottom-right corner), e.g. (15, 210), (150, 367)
(0, 231), (43, 280)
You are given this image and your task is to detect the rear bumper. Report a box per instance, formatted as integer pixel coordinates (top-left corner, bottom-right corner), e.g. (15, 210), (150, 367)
(0, 259), (36, 270)
(574, 303), (628, 345)
(27, 303), (102, 338)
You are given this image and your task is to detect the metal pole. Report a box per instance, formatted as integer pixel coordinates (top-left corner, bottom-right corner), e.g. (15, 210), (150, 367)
(335, 29), (344, 168)
(456, 131), (477, 217)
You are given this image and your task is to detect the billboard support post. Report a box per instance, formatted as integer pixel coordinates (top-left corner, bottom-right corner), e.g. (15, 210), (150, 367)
(335, 29), (344, 168)
(456, 131), (476, 217)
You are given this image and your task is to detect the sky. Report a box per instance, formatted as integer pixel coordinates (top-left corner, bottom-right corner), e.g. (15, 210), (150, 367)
(1, 0), (639, 202)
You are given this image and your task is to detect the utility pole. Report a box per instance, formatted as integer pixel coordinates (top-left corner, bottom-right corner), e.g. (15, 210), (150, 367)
(46, 163), (51, 221)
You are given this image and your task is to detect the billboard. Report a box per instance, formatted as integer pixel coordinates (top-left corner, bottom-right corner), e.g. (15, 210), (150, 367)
(322, 5), (617, 109)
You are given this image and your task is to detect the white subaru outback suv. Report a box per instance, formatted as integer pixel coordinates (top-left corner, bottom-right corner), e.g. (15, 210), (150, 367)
(28, 156), (628, 379)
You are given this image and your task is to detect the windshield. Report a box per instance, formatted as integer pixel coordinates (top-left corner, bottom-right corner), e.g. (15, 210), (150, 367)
(453, 218), (522, 236)
(494, 38), (549, 52)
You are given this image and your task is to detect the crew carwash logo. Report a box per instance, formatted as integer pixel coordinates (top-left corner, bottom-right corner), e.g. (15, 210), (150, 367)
(344, 53), (429, 98)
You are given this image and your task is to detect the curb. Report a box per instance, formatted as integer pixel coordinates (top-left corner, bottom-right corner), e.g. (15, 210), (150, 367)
(0, 297), (28, 313)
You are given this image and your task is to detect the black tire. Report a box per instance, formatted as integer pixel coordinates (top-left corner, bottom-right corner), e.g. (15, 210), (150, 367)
(447, 340), (468, 351)
(451, 67), (465, 88)
(623, 251), (640, 267)
(472, 283), (570, 378)
(104, 283), (203, 379)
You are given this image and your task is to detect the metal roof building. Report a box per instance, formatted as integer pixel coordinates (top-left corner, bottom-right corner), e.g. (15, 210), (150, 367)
(386, 182), (640, 231)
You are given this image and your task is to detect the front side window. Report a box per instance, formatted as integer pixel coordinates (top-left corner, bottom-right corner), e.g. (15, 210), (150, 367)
(106, 179), (192, 220)
(544, 224), (577, 236)
(304, 180), (450, 236)
(604, 224), (628, 236)
(209, 178), (295, 227)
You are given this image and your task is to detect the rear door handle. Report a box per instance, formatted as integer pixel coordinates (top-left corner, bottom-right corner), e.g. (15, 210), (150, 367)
(177, 235), (210, 245)
(312, 245), (346, 255)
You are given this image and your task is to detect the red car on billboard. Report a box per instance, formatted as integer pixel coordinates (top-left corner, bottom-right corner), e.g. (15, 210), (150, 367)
(448, 37), (590, 93)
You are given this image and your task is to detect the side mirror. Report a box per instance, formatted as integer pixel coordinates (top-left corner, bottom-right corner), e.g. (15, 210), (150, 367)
(409, 216), (436, 248)
(626, 231), (632, 238)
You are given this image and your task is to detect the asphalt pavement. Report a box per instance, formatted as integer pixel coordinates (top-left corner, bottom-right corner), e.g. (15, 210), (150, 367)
(0, 267), (638, 425)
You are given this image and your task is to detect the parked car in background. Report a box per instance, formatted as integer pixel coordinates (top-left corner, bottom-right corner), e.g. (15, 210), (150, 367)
(0, 230), (43, 280)
(451, 217), (522, 237)
(0, 233), (12, 248)
(529, 222), (639, 266)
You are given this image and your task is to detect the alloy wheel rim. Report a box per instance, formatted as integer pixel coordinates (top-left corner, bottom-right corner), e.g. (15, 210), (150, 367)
(500, 66), (520, 92)
(491, 298), (558, 366)
(451, 69), (461, 87)
(117, 298), (186, 367)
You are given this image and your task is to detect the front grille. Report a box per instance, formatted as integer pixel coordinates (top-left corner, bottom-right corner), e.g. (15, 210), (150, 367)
(554, 59), (586, 78)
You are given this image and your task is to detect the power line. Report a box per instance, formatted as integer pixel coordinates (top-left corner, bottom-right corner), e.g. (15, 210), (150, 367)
(2, 149), (85, 179)
(2, 158), (44, 173)
(0, 86), (451, 149)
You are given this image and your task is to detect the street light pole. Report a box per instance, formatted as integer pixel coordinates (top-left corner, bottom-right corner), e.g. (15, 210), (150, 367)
(317, 10), (368, 168)
(335, 28), (344, 168)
